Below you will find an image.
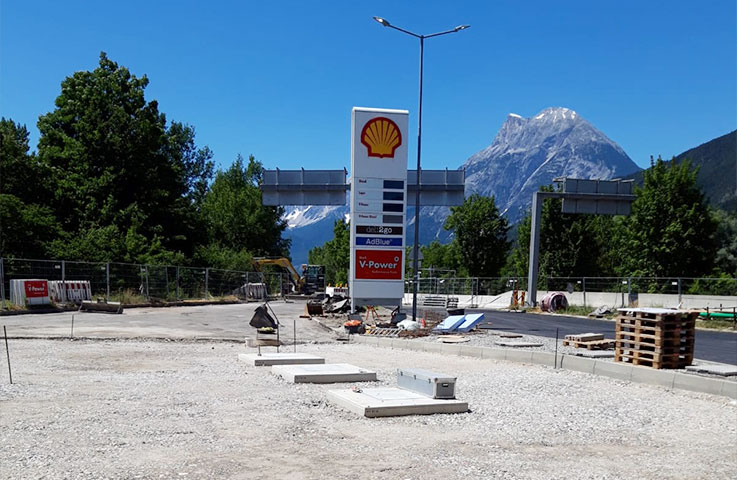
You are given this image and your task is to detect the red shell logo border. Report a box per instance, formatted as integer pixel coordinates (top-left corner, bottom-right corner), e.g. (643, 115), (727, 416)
(360, 116), (402, 158)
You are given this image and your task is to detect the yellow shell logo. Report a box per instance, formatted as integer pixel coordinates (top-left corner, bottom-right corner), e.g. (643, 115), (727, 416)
(361, 117), (402, 158)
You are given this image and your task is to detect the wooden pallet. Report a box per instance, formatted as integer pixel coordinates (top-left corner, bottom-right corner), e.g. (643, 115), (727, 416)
(615, 331), (694, 346)
(565, 333), (605, 342)
(562, 338), (615, 350)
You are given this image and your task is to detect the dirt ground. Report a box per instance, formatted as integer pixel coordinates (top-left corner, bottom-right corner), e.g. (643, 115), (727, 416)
(1, 337), (735, 480)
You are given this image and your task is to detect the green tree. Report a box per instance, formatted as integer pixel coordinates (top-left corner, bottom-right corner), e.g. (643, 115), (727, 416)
(713, 209), (737, 276)
(444, 194), (510, 277)
(0, 118), (59, 258)
(308, 219), (349, 285)
(506, 186), (618, 279)
(198, 154), (289, 269)
(616, 157), (718, 277)
(36, 52), (213, 261)
(420, 240), (468, 277)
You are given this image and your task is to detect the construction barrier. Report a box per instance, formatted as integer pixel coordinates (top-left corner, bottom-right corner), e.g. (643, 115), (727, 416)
(49, 280), (92, 304)
(233, 282), (268, 300)
(10, 279), (51, 306)
(327, 286), (349, 297)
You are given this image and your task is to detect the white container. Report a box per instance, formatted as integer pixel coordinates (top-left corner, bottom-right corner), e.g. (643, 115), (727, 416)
(397, 368), (457, 399)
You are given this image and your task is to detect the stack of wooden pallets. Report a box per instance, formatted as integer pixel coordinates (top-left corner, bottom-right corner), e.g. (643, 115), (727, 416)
(615, 308), (696, 369)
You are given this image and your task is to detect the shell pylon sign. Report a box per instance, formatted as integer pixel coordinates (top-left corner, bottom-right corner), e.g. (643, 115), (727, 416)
(350, 107), (409, 311)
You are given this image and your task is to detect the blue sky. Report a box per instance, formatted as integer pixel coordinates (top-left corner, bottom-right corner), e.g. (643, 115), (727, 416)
(1, 0), (735, 173)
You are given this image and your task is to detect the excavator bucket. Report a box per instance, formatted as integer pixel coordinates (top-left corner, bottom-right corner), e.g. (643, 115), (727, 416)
(304, 302), (324, 317)
(249, 304), (278, 329)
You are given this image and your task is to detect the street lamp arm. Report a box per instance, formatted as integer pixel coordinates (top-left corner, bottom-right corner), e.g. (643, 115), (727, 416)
(424, 27), (468, 38)
(385, 23), (422, 38)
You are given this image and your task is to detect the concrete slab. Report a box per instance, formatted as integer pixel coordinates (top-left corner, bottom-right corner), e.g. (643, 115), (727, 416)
(327, 387), (469, 418)
(238, 353), (325, 367)
(673, 372), (725, 396)
(495, 341), (543, 347)
(272, 363), (377, 383)
(630, 365), (676, 388)
(504, 350), (533, 364)
(481, 348), (507, 361)
(559, 355), (596, 374)
(593, 360), (633, 382)
(721, 380), (737, 399)
(459, 345), (484, 358)
(685, 364), (737, 377)
(531, 351), (555, 367)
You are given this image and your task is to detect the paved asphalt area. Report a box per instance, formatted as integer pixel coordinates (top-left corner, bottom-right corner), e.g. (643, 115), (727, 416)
(474, 309), (737, 366)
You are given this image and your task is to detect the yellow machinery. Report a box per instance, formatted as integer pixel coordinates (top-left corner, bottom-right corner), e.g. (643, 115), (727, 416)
(252, 258), (325, 295)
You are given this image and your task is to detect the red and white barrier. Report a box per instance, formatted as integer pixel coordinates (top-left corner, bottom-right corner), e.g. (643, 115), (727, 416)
(10, 279), (51, 306)
(49, 280), (92, 304)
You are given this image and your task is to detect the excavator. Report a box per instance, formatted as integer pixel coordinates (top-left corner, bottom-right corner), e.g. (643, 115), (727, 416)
(251, 257), (325, 295)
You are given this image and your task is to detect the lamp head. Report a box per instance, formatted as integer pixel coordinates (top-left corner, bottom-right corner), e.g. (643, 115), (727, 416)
(373, 16), (390, 27)
(455, 25), (470, 31)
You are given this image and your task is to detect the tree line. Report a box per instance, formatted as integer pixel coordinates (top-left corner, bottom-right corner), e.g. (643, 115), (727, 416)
(311, 158), (737, 284)
(0, 53), (288, 270)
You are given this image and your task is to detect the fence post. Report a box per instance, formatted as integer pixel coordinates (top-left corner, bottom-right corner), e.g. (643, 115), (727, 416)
(176, 266), (180, 300)
(145, 266), (150, 300)
(582, 277), (586, 307)
(61, 260), (66, 282)
(279, 274), (283, 298)
(165, 267), (170, 301)
(627, 276), (632, 308)
(205, 268), (209, 299)
(106, 262), (110, 302)
(0, 258), (5, 310)
(677, 278), (682, 305)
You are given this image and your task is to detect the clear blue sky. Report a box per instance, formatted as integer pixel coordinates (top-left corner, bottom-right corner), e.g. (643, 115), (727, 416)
(2, 0), (735, 172)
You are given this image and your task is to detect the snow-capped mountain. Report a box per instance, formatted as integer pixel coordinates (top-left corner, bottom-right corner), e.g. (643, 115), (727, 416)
(285, 107), (640, 265)
(461, 106), (638, 222)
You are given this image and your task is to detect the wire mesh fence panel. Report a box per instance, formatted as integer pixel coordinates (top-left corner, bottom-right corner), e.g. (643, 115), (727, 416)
(683, 277), (737, 296)
(143, 265), (171, 300)
(63, 261), (108, 298)
(108, 263), (147, 303)
(177, 267), (206, 300)
(207, 269), (250, 298)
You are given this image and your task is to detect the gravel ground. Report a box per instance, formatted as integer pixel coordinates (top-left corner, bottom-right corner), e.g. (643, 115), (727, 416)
(1, 338), (736, 479)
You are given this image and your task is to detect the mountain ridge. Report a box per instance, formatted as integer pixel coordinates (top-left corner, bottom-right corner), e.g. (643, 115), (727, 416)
(285, 106), (641, 264)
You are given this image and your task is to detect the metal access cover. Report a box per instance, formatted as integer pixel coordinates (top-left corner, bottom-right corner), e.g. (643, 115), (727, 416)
(397, 368), (457, 399)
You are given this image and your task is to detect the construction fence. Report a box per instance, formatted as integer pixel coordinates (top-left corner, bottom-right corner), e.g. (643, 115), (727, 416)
(0, 257), (291, 309)
(407, 275), (737, 306)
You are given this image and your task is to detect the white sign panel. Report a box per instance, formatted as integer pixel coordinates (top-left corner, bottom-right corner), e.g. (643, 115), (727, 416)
(350, 107), (409, 310)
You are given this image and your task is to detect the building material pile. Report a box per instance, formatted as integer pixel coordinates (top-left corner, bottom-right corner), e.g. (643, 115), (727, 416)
(615, 308), (696, 369)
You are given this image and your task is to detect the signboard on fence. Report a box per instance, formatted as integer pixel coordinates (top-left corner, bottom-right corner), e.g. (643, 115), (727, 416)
(10, 279), (51, 306)
(349, 107), (408, 309)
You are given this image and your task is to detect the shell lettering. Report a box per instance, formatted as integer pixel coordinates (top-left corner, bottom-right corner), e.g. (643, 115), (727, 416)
(360, 117), (401, 158)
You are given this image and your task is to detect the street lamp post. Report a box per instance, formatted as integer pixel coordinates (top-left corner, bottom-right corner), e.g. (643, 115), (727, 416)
(373, 16), (469, 321)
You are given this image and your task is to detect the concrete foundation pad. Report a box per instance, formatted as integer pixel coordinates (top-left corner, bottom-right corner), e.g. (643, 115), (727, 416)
(685, 364), (737, 377)
(495, 341), (543, 347)
(238, 353), (325, 366)
(327, 387), (469, 418)
(272, 363), (377, 383)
